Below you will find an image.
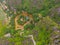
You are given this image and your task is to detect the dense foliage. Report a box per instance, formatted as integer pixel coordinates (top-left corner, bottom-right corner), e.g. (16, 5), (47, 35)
(0, 0), (60, 45)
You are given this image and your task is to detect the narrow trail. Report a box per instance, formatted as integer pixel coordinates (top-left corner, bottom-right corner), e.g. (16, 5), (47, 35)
(15, 15), (24, 30)
(26, 35), (36, 45)
(20, 32), (36, 45)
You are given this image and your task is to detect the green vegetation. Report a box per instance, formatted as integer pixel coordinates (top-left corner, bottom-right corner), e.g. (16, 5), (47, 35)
(24, 23), (35, 30)
(0, 0), (60, 45)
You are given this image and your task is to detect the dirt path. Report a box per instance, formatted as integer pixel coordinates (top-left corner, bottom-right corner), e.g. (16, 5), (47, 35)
(20, 32), (36, 45)
(26, 35), (36, 45)
(14, 11), (33, 30)
(15, 15), (24, 30)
